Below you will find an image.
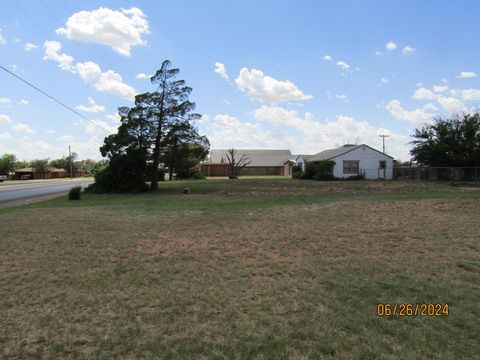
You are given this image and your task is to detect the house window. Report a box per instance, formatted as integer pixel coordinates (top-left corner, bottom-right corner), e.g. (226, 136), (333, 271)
(343, 160), (359, 174)
(379, 160), (386, 169)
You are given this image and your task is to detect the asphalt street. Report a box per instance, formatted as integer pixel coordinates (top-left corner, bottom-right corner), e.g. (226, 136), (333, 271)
(0, 178), (94, 207)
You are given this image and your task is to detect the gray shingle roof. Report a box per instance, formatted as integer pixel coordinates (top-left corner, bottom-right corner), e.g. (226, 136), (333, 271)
(307, 144), (393, 162)
(208, 149), (294, 166)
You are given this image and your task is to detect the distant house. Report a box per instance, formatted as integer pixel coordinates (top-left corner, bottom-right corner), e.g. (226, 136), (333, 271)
(202, 149), (297, 177)
(14, 167), (67, 180)
(294, 155), (313, 172)
(306, 144), (394, 180)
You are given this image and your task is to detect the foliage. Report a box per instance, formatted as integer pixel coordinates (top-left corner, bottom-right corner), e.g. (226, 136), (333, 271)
(0, 154), (16, 175)
(162, 121), (210, 180)
(29, 159), (50, 178)
(411, 112), (480, 166)
(224, 149), (252, 179)
(93, 60), (208, 192)
(90, 159), (109, 176)
(302, 160), (336, 180)
(68, 186), (82, 200)
(292, 165), (303, 179)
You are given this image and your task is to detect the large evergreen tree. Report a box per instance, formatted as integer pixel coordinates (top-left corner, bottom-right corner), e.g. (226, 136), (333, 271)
(91, 60), (208, 192)
(411, 112), (480, 166)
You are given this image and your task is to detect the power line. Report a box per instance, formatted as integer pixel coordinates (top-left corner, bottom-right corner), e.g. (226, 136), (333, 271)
(0, 65), (113, 135)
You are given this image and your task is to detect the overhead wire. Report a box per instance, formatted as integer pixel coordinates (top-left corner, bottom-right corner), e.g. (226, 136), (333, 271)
(0, 65), (113, 135)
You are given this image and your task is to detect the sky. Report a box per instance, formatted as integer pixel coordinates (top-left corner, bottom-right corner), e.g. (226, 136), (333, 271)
(1, 0), (479, 161)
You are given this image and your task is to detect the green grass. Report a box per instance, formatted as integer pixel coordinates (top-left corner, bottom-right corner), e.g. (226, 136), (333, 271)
(1, 179), (479, 359)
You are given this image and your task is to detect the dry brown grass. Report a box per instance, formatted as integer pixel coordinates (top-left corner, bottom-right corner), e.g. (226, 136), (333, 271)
(0, 179), (479, 359)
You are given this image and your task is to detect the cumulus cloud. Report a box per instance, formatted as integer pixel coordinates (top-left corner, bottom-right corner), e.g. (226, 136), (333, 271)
(0, 97), (12, 105)
(43, 40), (75, 72)
(214, 62), (228, 80)
(58, 135), (76, 143)
(11, 123), (36, 134)
(402, 46), (415, 55)
(56, 7), (149, 56)
(450, 88), (480, 101)
(135, 72), (152, 79)
(83, 119), (117, 135)
(375, 50), (383, 56)
(378, 78), (389, 86)
(24, 43), (38, 51)
(412, 87), (438, 100)
(252, 105), (410, 159)
(336, 94), (348, 102)
(432, 85), (449, 93)
(436, 96), (467, 114)
(386, 41), (397, 51)
(0, 114), (12, 124)
(456, 71), (477, 78)
(76, 61), (136, 101)
(0, 29), (5, 45)
(76, 97), (106, 113)
(386, 100), (435, 125)
(323, 55), (332, 61)
(234, 68), (312, 102)
(336, 60), (350, 71)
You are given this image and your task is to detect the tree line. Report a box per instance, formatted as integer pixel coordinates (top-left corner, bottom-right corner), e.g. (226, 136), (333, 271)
(0, 153), (107, 178)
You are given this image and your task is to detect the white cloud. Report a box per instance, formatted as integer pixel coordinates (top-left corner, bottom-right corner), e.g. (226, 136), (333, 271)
(402, 46), (415, 55)
(252, 105), (409, 159)
(386, 41), (397, 51)
(43, 40), (75, 72)
(412, 87), (438, 100)
(0, 114), (12, 124)
(11, 123), (36, 134)
(76, 97), (106, 113)
(323, 55), (332, 61)
(76, 61), (136, 101)
(456, 71), (477, 79)
(436, 96), (467, 114)
(24, 42), (38, 51)
(135, 72), (152, 79)
(234, 68), (312, 102)
(83, 119), (117, 135)
(375, 50), (383, 56)
(386, 100), (435, 125)
(0, 29), (5, 45)
(415, 82), (423, 87)
(450, 88), (480, 101)
(106, 113), (121, 122)
(75, 61), (101, 83)
(336, 60), (350, 71)
(432, 85), (449, 93)
(336, 94), (348, 102)
(56, 7), (149, 56)
(18, 99), (29, 105)
(9, 65), (18, 72)
(214, 62), (229, 80)
(0, 97), (12, 105)
(45, 129), (56, 134)
(0, 132), (13, 140)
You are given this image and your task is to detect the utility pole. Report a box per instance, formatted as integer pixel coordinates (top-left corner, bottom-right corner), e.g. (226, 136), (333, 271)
(68, 145), (73, 179)
(379, 134), (390, 154)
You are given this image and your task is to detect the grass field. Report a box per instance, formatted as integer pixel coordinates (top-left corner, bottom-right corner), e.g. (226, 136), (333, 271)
(1, 179), (479, 359)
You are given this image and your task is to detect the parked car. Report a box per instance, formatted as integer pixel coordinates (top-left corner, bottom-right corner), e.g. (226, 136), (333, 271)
(0, 175), (8, 182)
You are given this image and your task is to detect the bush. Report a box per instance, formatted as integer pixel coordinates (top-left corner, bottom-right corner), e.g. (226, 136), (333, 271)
(302, 160), (336, 180)
(292, 165), (303, 179)
(68, 186), (82, 200)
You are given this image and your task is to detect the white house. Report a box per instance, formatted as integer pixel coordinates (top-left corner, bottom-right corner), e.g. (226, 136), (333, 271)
(305, 144), (394, 180)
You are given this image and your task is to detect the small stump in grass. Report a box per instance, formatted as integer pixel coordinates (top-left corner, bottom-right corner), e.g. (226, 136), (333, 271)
(183, 188), (190, 194)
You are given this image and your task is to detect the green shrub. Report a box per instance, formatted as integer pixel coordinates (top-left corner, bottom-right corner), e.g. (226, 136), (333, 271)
(292, 165), (303, 179)
(302, 160), (336, 180)
(68, 186), (82, 200)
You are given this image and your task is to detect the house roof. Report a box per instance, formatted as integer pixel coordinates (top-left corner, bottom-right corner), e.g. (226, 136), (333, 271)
(307, 144), (393, 162)
(15, 167), (67, 173)
(208, 149), (294, 167)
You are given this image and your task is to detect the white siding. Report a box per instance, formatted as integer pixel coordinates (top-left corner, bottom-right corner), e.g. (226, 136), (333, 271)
(331, 146), (393, 179)
(296, 156), (307, 172)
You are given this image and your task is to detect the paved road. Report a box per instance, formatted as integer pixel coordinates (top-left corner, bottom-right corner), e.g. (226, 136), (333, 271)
(0, 178), (94, 206)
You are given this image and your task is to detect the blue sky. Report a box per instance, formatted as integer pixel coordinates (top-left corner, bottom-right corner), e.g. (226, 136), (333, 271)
(1, 0), (479, 161)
